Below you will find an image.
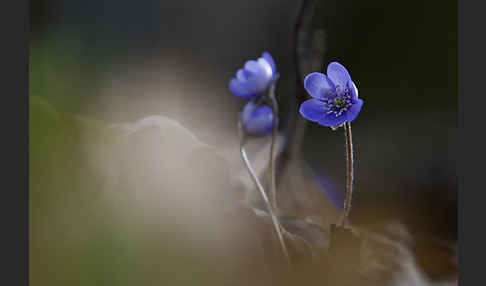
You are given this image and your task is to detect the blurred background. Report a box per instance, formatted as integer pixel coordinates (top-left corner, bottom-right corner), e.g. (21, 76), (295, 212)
(30, 0), (457, 285)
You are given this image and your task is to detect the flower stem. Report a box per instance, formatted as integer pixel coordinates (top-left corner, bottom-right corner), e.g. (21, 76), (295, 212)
(340, 121), (354, 227)
(268, 83), (279, 213)
(239, 134), (290, 263)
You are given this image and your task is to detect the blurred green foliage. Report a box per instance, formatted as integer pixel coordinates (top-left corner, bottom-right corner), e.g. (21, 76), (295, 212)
(29, 96), (226, 286)
(30, 33), (104, 114)
(30, 95), (119, 285)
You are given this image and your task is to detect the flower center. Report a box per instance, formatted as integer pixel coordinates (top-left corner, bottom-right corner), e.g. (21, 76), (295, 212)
(322, 88), (353, 117)
(334, 97), (345, 108)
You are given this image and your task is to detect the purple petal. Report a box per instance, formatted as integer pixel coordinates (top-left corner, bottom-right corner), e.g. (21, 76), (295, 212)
(347, 80), (359, 100)
(304, 72), (336, 100)
(345, 99), (364, 122)
(237, 68), (252, 82)
(317, 112), (347, 127)
(261, 51), (277, 75)
(244, 60), (272, 79)
(229, 78), (254, 98)
(327, 62), (351, 89)
(242, 101), (274, 136)
(243, 59), (273, 94)
(300, 97), (350, 127)
(244, 60), (260, 73)
(299, 99), (324, 122)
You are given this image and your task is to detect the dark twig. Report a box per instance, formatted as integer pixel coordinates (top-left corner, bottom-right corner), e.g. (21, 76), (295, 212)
(278, 0), (320, 176)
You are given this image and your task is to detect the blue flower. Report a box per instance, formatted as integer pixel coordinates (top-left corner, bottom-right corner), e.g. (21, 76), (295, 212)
(241, 100), (275, 136)
(299, 62), (364, 127)
(229, 52), (277, 98)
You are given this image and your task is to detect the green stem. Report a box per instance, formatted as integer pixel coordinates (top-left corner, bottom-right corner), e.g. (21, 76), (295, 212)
(340, 121), (354, 227)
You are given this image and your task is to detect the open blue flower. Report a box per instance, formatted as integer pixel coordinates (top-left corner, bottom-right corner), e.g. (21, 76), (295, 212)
(241, 100), (275, 136)
(300, 62), (364, 127)
(229, 52), (277, 98)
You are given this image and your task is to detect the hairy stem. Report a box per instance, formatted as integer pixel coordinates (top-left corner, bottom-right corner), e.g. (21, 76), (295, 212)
(239, 134), (290, 263)
(341, 121), (354, 227)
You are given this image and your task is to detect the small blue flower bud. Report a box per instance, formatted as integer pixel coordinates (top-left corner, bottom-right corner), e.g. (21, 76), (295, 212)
(241, 100), (276, 136)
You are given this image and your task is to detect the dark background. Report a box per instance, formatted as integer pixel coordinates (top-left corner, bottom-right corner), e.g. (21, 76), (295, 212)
(31, 0), (456, 232)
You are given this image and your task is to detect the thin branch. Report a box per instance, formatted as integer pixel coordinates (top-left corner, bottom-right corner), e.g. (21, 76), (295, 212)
(239, 126), (290, 263)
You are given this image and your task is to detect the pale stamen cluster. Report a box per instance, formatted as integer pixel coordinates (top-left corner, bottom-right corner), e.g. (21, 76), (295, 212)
(322, 88), (353, 117)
